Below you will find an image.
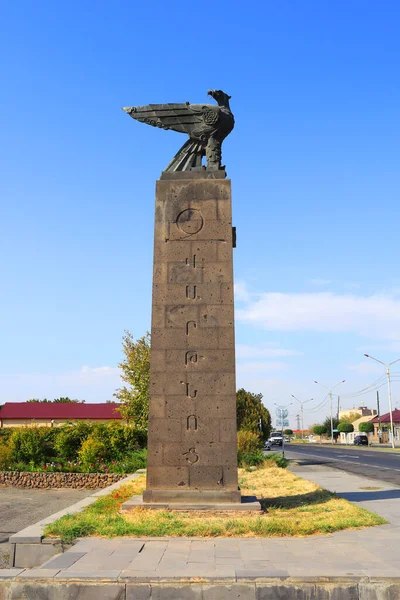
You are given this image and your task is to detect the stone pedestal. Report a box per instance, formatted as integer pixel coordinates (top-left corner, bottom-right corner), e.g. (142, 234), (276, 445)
(124, 170), (260, 511)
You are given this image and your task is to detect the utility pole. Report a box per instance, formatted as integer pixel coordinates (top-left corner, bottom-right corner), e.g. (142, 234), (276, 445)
(337, 396), (340, 420)
(296, 414), (301, 432)
(377, 391), (381, 444)
(291, 395), (313, 441)
(364, 354), (400, 449)
(314, 380), (346, 444)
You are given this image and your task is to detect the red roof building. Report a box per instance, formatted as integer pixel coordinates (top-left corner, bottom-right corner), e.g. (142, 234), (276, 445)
(371, 409), (400, 424)
(0, 402), (122, 428)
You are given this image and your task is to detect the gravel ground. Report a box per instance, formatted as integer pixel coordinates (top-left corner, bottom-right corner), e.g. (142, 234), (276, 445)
(0, 487), (94, 568)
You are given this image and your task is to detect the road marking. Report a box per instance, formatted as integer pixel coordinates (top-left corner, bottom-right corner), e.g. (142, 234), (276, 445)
(288, 450), (400, 472)
(337, 455), (359, 458)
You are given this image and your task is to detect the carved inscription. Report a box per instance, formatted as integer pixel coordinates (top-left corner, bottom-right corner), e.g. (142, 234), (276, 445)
(186, 255), (197, 268)
(180, 382), (197, 398)
(186, 285), (197, 299)
(186, 320), (197, 335)
(176, 209), (204, 235)
(187, 415), (198, 431)
(183, 447), (199, 465)
(185, 351), (198, 365)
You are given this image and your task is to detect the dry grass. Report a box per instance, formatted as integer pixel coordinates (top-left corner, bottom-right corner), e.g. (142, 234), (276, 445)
(44, 462), (386, 542)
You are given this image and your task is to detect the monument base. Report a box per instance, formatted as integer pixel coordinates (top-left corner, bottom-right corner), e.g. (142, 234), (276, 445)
(121, 494), (262, 513)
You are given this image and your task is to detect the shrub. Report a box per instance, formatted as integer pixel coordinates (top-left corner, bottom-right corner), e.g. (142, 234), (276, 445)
(78, 438), (108, 468)
(284, 429), (293, 436)
(359, 422), (374, 434)
(264, 453), (289, 468)
(54, 422), (93, 461)
(338, 423), (354, 434)
(9, 427), (47, 465)
(0, 443), (13, 468)
(237, 451), (264, 468)
(237, 430), (262, 455)
(313, 425), (327, 436)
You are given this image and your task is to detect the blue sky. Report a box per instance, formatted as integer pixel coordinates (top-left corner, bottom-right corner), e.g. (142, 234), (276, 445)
(1, 1), (400, 428)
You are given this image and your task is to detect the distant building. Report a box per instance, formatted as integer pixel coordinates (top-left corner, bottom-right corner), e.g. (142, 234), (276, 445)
(339, 406), (377, 421)
(370, 409), (400, 443)
(0, 402), (123, 428)
(339, 416), (374, 444)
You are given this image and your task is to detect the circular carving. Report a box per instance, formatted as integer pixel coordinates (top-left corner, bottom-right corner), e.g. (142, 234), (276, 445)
(176, 209), (204, 235)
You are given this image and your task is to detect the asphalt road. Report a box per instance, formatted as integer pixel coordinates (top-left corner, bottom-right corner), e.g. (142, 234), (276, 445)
(283, 443), (400, 487)
(0, 487), (93, 568)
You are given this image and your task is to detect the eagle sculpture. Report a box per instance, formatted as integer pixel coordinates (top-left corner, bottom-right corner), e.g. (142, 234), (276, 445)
(122, 90), (234, 172)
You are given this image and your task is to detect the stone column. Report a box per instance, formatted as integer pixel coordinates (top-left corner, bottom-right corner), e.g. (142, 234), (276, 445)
(144, 170), (240, 505)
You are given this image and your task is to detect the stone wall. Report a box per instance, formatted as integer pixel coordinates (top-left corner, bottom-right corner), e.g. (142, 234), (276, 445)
(0, 471), (126, 489)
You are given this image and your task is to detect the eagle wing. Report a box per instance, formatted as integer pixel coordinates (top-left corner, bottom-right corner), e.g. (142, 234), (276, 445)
(122, 102), (220, 139)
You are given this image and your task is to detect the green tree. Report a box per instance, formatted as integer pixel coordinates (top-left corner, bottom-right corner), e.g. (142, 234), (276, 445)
(313, 425), (327, 441)
(359, 421), (374, 434)
(284, 429), (293, 436)
(114, 331), (151, 428)
(322, 416), (339, 439)
(53, 397), (84, 403)
(236, 388), (271, 441)
(338, 423), (354, 434)
(339, 412), (360, 424)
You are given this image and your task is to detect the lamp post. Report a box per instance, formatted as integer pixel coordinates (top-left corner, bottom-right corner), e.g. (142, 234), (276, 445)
(314, 380), (346, 444)
(364, 354), (400, 449)
(291, 395), (313, 441)
(273, 402), (292, 457)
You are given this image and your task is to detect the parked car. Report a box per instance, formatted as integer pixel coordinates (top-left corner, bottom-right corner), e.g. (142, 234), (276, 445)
(284, 437), (291, 443)
(354, 435), (368, 446)
(269, 433), (283, 447)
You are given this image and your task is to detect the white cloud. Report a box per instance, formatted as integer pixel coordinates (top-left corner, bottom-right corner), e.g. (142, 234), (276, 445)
(80, 366), (120, 377)
(234, 281), (251, 302)
(237, 292), (400, 341)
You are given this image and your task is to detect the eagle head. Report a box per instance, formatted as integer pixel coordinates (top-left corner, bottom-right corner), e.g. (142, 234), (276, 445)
(207, 89), (232, 106)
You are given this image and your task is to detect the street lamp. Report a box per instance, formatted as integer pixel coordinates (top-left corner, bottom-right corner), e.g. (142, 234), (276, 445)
(314, 380), (346, 444)
(364, 354), (400, 449)
(273, 402), (292, 457)
(291, 395), (313, 441)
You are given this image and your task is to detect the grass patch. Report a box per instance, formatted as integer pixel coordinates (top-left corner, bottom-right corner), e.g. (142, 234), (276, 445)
(45, 461), (386, 543)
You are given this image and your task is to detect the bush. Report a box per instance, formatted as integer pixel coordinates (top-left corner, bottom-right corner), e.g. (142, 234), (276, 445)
(313, 425), (327, 436)
(54, 422), (93, 461)
(237, 430), (262, 455)
(0, 443), (13, 468)
(9, 427), (48, 465)
(264, 453), (289, 468)
(78, 438), (108, 468)
(359, 421), (374, 434)
(338, 423), (354, 434)
(237, 451), (264, 468)
(284, 429), (293, 436)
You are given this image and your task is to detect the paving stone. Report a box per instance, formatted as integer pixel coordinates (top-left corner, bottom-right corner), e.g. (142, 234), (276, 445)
(237, 569), (289, 580)
(55, 570), (121, 580)
(41, 552), (86, 569)
(0, 569), (24, 579)
(16, 568), (61, 579)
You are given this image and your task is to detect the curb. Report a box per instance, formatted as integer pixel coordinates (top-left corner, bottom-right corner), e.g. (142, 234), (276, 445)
(8, 470), (144, 569)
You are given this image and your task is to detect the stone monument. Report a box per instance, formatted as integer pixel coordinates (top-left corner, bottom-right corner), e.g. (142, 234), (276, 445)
(122, 91), (260, 510)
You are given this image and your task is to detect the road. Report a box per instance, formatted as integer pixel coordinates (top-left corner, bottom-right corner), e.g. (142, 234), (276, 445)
(0, 487), (93, 568)
(283, 443), (400, 487)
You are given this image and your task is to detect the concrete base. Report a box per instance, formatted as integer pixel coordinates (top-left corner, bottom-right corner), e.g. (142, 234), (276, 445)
(121, 494), (262, 512)
(143, 489), (242, 503)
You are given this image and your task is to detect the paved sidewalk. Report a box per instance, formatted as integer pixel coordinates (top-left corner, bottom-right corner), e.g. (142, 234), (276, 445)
(13, 462), (400, 581)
